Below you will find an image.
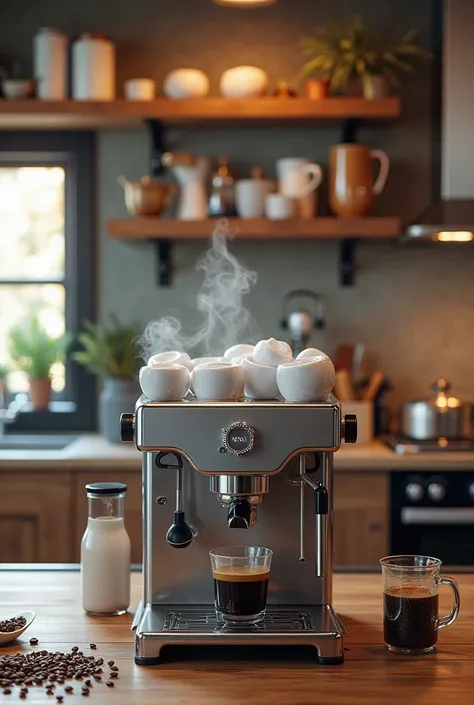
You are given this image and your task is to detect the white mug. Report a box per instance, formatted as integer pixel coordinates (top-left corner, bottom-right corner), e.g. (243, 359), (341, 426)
(148, 351), (193, 371)
(235, 179), (274, 218)
(253, 338), (293, 367)
(265, 193), (295, 220)
(276, 355), (335, 402)
(124, 78), (156, 101)
(139, 363), (190, 401)
(276, 158), (323, 199)
(191, 362), (244, 401)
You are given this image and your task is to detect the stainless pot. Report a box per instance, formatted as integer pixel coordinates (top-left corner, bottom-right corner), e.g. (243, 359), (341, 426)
(401, 379), (472, 440)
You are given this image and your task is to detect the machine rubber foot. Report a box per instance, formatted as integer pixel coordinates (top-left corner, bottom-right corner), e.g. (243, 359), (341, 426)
(135, 656), (162, 666)
(316, 654), (344, 665)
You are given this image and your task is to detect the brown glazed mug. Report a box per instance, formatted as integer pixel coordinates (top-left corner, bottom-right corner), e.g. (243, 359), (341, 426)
(329, 143), (390, 217)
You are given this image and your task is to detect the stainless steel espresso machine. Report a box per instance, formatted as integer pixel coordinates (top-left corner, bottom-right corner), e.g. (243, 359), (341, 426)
(121, 397), (357, 665)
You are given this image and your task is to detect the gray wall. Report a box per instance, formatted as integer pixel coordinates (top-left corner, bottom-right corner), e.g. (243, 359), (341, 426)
(2, 0), (473, 408)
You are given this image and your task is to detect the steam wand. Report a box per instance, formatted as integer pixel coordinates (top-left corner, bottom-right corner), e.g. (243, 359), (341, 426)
(156, 452), (193, 549)
(299, 455), (328, 577)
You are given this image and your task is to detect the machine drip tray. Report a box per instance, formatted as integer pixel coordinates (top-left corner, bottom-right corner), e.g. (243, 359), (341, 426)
(135, 605), (345, 665)
(163, 608), (314, 633)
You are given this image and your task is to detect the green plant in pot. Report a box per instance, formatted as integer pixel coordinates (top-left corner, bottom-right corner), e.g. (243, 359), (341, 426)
(300, 15), (431, 100)
(9, 316), (71, 410)
(73, 317), (142, 443)
(0, 364), (9, 409)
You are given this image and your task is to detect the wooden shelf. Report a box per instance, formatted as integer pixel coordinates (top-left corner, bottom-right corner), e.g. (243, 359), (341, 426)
(0, 97), (400, 129)
(107, 216), (400, 241)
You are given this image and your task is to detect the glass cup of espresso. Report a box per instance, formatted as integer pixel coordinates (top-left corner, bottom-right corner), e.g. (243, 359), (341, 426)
(380, 555), (460, 654)
(209, 546), (273, 624)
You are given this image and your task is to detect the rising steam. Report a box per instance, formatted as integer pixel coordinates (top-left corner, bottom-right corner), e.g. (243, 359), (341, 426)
(139, 220), (259, 360)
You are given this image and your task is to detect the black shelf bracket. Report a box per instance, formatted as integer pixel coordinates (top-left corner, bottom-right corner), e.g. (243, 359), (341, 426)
(340, 239), (358, 286)
(155, 240), (173, 286)
(145, 118), (167, 177)
(341, 117), (360, 144)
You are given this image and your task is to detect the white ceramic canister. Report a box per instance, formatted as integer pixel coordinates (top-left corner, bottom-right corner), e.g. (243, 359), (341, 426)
(33, 27), (68, 100)
(72, 33), (116, 101)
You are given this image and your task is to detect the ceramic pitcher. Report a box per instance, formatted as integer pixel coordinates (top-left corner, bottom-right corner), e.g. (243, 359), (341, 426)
(329, 144), (390, 217)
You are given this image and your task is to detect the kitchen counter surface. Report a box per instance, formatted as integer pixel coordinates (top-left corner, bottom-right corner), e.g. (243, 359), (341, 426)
(0, 569), (472, 704)
(1, 433), (474, 471)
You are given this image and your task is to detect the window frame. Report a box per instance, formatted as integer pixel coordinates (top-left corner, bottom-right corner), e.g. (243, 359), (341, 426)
(0, 132), (96, 432)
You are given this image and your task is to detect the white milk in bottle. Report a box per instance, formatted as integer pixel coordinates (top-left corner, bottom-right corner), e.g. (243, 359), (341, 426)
(81, 482), (131, 615)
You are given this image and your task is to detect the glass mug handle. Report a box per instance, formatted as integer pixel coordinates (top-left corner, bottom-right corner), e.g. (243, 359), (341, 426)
(438, 577), (461, 629)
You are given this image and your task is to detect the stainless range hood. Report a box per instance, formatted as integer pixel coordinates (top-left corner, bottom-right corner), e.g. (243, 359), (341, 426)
(404, 0), (474, 242)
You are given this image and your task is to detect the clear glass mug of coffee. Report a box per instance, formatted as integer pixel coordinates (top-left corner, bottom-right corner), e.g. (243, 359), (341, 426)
(380, 555), (460, 654)
(209, 546), (273, 624)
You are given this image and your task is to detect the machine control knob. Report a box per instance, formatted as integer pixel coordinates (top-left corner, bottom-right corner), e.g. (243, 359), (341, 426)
(428, 482), (447, 502)
(343, 414), (358, 444)
(221, 422), (255, 456)
(406, 482), (424, 502)
(120, 413), (135, 442)
(469, 483), (474, 501)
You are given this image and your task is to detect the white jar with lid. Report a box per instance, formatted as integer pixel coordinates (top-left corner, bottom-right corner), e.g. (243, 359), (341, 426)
(33, 27), (68, 100)
(81, 482), (131, 615)
(72, 33), (115, 100)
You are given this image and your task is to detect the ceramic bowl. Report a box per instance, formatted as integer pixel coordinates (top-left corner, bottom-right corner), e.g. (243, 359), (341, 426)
(2, 79), (35, 99)
(253, 337), (293, 367)
(243, 357), (279, 400)
(191, 362), (244, 401)
(220, 66), (269, 98)
(148, 351), (193, 371)
(0, 610), (35, 644)
(223, 344), (254, 361)
(163, 69), (210, 99)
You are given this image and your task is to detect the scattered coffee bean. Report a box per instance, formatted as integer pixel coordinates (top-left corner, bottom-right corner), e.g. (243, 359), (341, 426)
(0, 617), (27, 634)
(105, 681), (114, 688)
(20, 687), (28, 693)
(89, 644), (96, 650)
(46, 690), (54, 696)
(29, 638), (38, 646)
(93, 676), (101, 682)
(96, 659), (103, 666)
(40, 651), (48, 656)
(109, 665), (118, 672)
(56, 697), (64, 703)
(84, 679), (92, 687)
(64, 686), (73, 693)
(71, 647), (79, 653)
(109, 672), (118, 679)
(19, 694), (27, 700)
(3, 688), (12, 695)
(107, 661), (114, 667)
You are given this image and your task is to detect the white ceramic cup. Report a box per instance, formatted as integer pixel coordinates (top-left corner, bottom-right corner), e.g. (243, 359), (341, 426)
(124, 78), (156, 101)
(224, 344), (254, 361)
(276, 355), (335, 402)
(265, 193), (295, 220)
(148, 351), (193, 371)
(190, 357), (226, 393)
(297, 347), (329, 360)
(243, 357), (279, 400)
(253, 338), (293, 367)
(235, 180), (274, 218)
(276, 158), (323, 199)
(139, 363), (190, 401)
(191, 362), (244, 401)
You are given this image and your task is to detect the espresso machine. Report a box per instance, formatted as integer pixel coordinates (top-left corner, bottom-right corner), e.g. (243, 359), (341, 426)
(121, 397), (357, 665)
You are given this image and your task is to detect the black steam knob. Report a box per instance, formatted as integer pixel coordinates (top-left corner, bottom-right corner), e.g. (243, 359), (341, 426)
(120, 413), (135, 442)
(343, 414), (358, 444)
(166, 511), (193, 548)
(227, 499), (252, 529)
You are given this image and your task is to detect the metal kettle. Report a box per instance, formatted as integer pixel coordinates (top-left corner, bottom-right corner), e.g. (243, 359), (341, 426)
(400, 379), (473, 440)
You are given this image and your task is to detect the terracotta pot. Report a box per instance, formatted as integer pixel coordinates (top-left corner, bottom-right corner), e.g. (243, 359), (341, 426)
(329, 143), (390, 217)
(29, 378), (52, 410)
(305, 78), (329, 100)
(362, 74), (390, 100)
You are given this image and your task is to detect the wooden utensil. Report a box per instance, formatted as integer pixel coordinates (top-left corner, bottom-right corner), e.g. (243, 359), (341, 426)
(362, 371), (385, 401)
(335, 369), (356, 401)
(333, 344), (355, 372)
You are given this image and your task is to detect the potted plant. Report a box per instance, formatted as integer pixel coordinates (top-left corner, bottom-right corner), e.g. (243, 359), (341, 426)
(300, 16), (431, 100)
(73, 317), (142, 443)
(0, 364), (8, 409)
(9, 316), (71, 410)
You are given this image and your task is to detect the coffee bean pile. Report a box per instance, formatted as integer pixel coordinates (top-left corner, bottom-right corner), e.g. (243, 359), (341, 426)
(0, 646), (120, 698)
(0, 617), (27, 634)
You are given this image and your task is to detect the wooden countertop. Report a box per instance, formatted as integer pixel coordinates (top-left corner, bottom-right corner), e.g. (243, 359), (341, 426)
(0, 570), (472, 704)
(2, 434), (474, 471)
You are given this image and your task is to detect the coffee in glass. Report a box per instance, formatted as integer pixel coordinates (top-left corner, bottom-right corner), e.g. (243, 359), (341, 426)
(209, 546), (273, 624)
(380, 555), (460, 654)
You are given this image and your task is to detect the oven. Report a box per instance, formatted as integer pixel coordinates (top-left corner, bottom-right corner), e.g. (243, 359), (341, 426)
(391, 471), (474, 565)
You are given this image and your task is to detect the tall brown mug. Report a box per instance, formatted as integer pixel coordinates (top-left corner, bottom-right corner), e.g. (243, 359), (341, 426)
(329, 143), (390, 217)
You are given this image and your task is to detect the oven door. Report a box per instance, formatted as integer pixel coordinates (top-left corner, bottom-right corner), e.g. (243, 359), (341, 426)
(391, 471), (474, 566)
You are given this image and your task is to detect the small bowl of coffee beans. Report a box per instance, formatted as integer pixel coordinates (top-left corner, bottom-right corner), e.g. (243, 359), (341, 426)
(0, 610), (35, 644)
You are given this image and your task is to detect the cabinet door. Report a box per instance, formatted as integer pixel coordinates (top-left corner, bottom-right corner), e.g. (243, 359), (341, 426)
(73, 471), (142, 563)
(0, 474), (73, 562)
(333, 472), (389, 567)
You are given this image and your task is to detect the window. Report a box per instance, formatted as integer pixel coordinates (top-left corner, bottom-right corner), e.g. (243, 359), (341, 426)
(0, 133), (96, 431)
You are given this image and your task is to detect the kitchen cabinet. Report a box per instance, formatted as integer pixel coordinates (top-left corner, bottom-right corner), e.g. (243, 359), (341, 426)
(0, 474), (73, 562)
(73, 471), (142, 563)
(333, 472), (389, 567)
